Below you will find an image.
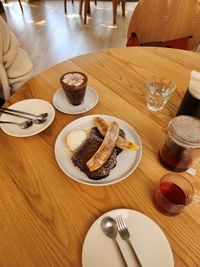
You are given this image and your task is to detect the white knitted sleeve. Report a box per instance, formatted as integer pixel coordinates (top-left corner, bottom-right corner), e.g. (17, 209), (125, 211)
(0, 17), (33, 99)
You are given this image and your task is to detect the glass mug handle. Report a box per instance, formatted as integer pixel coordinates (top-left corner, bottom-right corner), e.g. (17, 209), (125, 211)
(191, 194), (200, 205)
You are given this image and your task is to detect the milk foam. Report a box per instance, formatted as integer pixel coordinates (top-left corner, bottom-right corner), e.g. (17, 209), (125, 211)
(63, 73), (84, 87)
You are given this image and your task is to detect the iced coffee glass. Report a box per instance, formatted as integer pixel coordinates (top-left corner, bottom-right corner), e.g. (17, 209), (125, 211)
(158, 115), (200, 172)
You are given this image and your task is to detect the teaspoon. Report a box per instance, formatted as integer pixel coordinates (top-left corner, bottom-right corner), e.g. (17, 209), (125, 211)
(0, 107), (48, 121)
(0, 120), (33, 129)
(0, 110), (47, 124)
(101, 216), (128, 267)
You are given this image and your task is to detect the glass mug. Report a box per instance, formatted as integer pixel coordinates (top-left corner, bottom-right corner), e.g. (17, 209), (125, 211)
(153, 173), (200, 215)
(158, 115), (200, 172)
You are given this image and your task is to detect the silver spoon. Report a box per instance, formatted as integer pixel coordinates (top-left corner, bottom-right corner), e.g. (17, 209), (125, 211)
(0, 110), (47, 124)
(0, 120), (33, 129)
(0, 107), (48, 122)
(101, 216), (128, 267)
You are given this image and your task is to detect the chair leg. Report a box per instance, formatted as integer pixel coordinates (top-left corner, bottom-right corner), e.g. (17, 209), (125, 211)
(87, 0), (90, 14)
(79, 0), (83, 15)
(84, 0), (88, 24)
(18, 0), (23, 12)
(121, 0), (125, 17)
(112, 0), (117, 24)
(64, 0), (67, 14)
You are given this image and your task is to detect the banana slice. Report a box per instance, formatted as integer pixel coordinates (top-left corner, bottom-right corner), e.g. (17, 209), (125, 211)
(86, 121), (119, 171)
(94, 117), (139, 150)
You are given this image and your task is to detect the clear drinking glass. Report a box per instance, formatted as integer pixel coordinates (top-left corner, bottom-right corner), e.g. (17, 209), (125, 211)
(146, 76), (176, 111)
(153, 173), (200, 215)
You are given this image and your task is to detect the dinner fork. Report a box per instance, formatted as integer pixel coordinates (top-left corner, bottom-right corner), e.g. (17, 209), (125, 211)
(116, 216), (143, 267)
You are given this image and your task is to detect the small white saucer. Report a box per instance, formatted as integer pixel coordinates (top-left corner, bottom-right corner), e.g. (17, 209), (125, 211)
(52, 87), (99, 115)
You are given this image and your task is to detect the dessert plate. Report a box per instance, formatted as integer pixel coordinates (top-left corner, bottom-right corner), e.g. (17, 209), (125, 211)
(52, 87), (99, 115)
(82, 209), (174, 267)
(54, 114), (142, 186)
(0, 99), (55, 137)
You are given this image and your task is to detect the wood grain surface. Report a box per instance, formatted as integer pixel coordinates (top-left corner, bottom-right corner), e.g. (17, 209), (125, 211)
(127, 0), (200, 51)
(0, 47), (200, 267)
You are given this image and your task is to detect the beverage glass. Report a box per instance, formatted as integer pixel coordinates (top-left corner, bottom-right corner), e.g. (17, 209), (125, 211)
(146, 76), (176, 111)
(153, 173), (200, 215)
(60, 71), (88, 106)
(158, 115), (200, 172)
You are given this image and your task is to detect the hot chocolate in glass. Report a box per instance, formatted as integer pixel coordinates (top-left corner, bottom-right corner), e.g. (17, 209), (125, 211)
(60, 71), (88, 106)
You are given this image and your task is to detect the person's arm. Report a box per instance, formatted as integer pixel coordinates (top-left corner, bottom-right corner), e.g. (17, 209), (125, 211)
(0, 16), (33, 99)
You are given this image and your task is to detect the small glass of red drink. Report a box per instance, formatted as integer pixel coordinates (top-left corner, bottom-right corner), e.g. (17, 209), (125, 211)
(153, 173), (199, 215)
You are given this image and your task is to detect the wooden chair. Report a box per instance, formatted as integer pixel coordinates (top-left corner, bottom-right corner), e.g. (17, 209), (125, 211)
(113, 0), (125, 25)
(79, 0), (125, 25)
(64, 0), (74, 14)
(127, 0), (200, 51)
(4, 0), (23, 12)
(78, 0), (97, 24)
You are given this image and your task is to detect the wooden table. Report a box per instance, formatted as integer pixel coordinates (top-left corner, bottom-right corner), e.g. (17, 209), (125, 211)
(0, 47), (200, 267)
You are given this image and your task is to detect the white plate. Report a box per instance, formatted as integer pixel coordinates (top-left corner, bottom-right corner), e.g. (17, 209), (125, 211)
(52, 87), (99, 114)
(82, 209), (174, 267)
(0, 99), (55, 137)
(54, 114), (142, 186)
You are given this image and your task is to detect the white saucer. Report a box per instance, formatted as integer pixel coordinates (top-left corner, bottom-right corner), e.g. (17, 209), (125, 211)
(82, 209), (174, 267)
(0, 99), (55, 137)
(52, 87), (99, 114)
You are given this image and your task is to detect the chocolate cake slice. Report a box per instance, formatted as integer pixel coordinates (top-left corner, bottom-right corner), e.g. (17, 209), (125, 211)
(71, 126), (126, 180)
(71, 134), (118, 180)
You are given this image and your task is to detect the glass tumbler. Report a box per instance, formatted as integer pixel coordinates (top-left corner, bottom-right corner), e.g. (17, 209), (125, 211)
(146, 76), (176, 111)
(153, 173), (200, 215)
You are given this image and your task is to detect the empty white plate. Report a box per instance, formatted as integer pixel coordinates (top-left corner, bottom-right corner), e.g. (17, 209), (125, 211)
(82, 209), (174, 267)
(52, 87), (99, 114)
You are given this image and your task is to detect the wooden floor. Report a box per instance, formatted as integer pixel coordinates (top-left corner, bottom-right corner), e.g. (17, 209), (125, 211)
(2, 0), (200, 76)
(3, 0), (137, 75)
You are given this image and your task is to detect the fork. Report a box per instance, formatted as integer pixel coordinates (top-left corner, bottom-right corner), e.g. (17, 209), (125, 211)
(116, 216), (143, 267)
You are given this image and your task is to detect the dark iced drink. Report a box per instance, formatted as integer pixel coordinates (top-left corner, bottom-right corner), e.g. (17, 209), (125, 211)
(60, 71), (88, 106)
(158, 116), (200, 172)
(176, 88), (200, 119)
(176, 71), (200, 119)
